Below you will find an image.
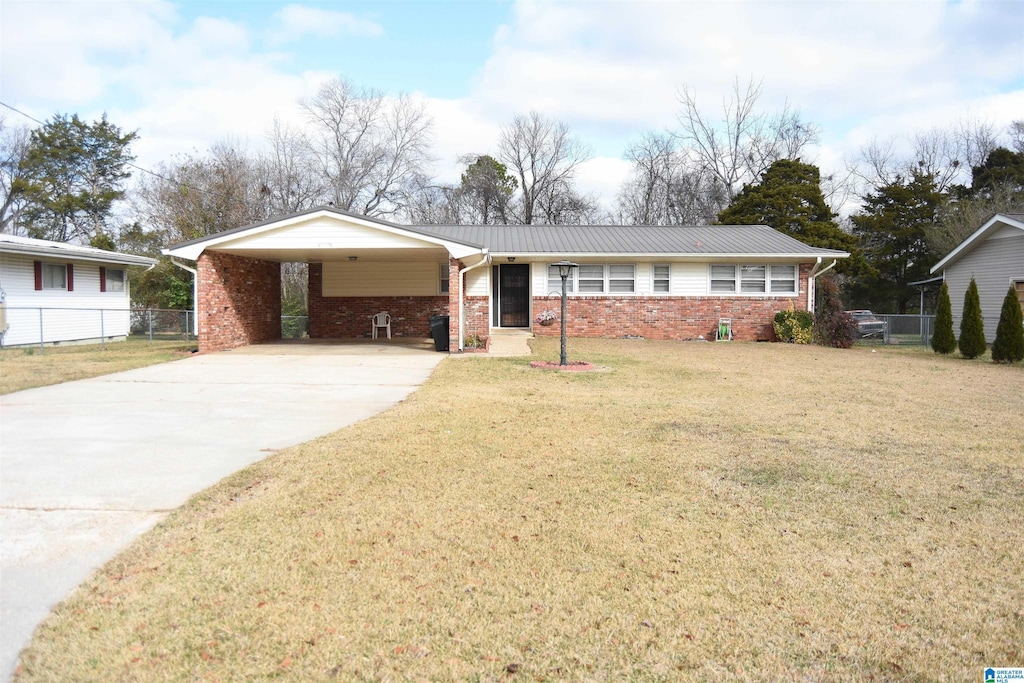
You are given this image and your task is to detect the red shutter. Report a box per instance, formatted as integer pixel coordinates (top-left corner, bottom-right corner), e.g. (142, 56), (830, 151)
(67, 263), (74, 292)
(99, 266), (106, 292)
(34, 261), (43, 290)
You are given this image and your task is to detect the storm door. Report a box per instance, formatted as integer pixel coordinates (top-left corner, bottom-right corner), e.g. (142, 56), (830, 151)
(493, 264), (530, 327)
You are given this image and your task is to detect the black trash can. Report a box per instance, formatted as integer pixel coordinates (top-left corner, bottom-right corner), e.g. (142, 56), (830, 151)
(429, 315), (450, 352)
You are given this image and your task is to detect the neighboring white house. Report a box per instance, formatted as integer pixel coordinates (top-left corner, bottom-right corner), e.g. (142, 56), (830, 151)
(930, 213), (1024, 342)
(0, 235), (157, 347)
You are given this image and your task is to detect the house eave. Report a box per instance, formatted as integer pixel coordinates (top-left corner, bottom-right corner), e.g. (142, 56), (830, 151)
(488, 251), (850, 260)
(0, 243), (157, 267)
(930, 213), (1024, 274)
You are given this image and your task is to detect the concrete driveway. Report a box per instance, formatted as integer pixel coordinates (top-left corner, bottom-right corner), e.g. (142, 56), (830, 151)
(0, 342), (445, 680)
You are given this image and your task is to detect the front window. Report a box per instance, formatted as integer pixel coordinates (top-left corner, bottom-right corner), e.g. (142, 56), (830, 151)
(710, 265), (736, 293)
(577, 264), (605, 293)
(547, 264), (574, 295)
(42, 263), (67, 290)
(740, 265), (766, 293)
(106, 268), (125, 292)
(439, 263), (449, 294)
(653, 264), (671, 293)
(770, 265), (796, 293)
(608, 264), (635, 293)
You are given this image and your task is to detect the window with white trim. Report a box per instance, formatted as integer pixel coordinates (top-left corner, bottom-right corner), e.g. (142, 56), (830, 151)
(608, 264), (635, 293)
(710, 265), (736, 293)
(106, 268), (126, 292)
(42, 263), (67, 290)
(439, 263), (449, 294)
(577, 264), (605, 293)
(740, 265), (766, 293)
(711, 264), (799, 295)
(547, 264), (574, 295)
(653, 264), (671, 293)
(769, 265), (796, 293)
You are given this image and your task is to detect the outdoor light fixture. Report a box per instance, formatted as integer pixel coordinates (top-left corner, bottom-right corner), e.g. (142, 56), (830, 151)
(507, 257), (516, 263)
(551, 260), (578, 366)
(348, 256), (358, 261)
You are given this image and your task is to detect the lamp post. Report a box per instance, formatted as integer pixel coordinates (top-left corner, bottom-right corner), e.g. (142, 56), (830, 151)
(553, 260), (578, 366)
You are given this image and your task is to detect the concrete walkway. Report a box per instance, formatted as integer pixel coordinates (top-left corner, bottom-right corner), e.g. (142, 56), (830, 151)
(0, 344), (444, 681)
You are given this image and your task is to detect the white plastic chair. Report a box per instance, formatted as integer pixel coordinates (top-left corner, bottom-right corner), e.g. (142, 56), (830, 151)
(371, 312), (391, 340)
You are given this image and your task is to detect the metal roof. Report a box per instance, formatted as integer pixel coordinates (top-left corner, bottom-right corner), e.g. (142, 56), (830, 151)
(163, 205), (849, 259)
(412, 223), (848, 257)
(0, 234), (158, 266)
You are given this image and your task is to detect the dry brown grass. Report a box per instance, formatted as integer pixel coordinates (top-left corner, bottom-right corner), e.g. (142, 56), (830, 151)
(0, 339), (196, 395)
(13, 339), (1024, 682)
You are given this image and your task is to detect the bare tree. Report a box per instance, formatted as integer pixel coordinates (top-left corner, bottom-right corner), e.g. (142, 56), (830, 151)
(0, 115), (31, 233)
(301, 78), (433, 218)
(497, 111), (591, 224)
(257, 117), (326, 215)
(617, 132), (730, 225)
(1007, 120), (1024, 154)
(675, 77), (819, 205)
(853, 117), (999, 193)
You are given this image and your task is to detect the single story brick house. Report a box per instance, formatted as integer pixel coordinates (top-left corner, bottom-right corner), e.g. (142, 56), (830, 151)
(162, 206), (848, 353)
(929, 213), (1024, 341)
(0, 234), (157, 347)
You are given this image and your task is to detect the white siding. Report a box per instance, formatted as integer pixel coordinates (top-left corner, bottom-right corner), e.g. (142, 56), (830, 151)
(671, 263), (708, 296)
(945, 232), (1024, 341)
(224, 217), (438, 251)
(0, 252), (132, 346)
(322, 261), (442, 296)
(465, 268), (489, 296)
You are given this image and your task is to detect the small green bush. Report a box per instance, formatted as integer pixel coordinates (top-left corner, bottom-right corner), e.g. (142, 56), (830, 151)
(958, 278), (986, 359)
(991, 285), (1024, 363)
(931, 281), (956, 354)
(773, 306), (813, 344)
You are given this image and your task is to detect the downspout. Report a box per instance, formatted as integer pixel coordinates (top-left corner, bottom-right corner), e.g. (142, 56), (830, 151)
(806, 257), (838, 314)
(170, 257), (199, 336)
(458, 252), (491, 352)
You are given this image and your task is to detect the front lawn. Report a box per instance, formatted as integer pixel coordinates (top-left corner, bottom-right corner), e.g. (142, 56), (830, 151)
(0, 339), (196, 395)
(14, 339), (1023, 681)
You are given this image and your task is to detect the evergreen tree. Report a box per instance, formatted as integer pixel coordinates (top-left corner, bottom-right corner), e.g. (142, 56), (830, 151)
(14, 113), (137, 242)
(931, 281), (956, 354)
(718, 159), (858, 260)
(958, 278), (987, 359)
(991, 285), (1024, 363)
(850, 171), (942, 313)
(459, 155), (517, 224)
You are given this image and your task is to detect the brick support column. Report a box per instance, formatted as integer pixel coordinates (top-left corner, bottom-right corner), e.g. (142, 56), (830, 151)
(197, 252), (281, 352)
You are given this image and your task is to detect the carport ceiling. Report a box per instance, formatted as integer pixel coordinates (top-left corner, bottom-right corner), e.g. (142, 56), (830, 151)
(208, 246), (451, 263)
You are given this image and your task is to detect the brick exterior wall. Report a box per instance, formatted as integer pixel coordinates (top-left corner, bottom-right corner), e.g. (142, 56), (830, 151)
(308, 263), (446, 338)
(448, 258), (461, 349)
(531, 263), (813, 342)
(197, 252), (281, 352)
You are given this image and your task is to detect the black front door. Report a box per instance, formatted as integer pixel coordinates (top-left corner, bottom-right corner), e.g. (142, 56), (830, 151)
(495, 264), (530, 327)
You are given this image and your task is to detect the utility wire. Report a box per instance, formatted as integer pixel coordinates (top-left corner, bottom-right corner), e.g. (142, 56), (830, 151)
(1, 100), (241, 204)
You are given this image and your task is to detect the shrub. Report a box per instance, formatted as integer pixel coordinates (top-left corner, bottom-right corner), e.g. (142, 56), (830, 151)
(958, 278), (987, 359)
(991, 285), (1024, 363)
(931, 281), (956, 354)
(813, 275), (857, 348)
(773, 305), (813, 344)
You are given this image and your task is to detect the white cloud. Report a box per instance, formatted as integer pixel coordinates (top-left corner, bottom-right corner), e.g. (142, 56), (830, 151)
(271, 4), (383, 43)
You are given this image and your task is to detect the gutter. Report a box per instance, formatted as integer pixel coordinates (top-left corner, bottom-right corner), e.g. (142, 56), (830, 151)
(806, 257), (838, 313)
(457, 252), (491, 352)
(170, 258), (199, 336)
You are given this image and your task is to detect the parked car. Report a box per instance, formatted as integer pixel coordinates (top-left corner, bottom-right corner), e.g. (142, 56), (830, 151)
(846, 310), (887, 339)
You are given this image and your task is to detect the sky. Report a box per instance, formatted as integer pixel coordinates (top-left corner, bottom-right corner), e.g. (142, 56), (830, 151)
(2, 0), (1023, 213)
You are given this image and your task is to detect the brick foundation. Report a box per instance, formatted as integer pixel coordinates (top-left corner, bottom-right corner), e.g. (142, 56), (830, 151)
(198, 252), (281, 352)
(308, 263), (446, 338)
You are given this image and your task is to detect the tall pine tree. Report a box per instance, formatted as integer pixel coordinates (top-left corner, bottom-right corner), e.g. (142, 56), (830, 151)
(931, 281), (956, 354)
(958, 278), (987, 359)
(991, 285), (1024, 363)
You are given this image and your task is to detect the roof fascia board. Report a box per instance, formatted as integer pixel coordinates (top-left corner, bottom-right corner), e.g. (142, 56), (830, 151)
(488, 251), (850, 259)
(0, 243), (157, 266)
(163, 208), (483, 260)
(931, 214), (1024, 274)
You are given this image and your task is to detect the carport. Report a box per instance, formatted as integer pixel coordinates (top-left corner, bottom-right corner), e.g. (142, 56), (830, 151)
(163, 207), (489, 354)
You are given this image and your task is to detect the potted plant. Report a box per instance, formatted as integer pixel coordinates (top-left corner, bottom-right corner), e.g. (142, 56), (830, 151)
(535, 310), (559, 327)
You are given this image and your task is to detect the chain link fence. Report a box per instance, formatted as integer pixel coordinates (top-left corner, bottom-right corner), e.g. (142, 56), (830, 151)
(0, 307), (315, 351)
(875, 314), (934, 346)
